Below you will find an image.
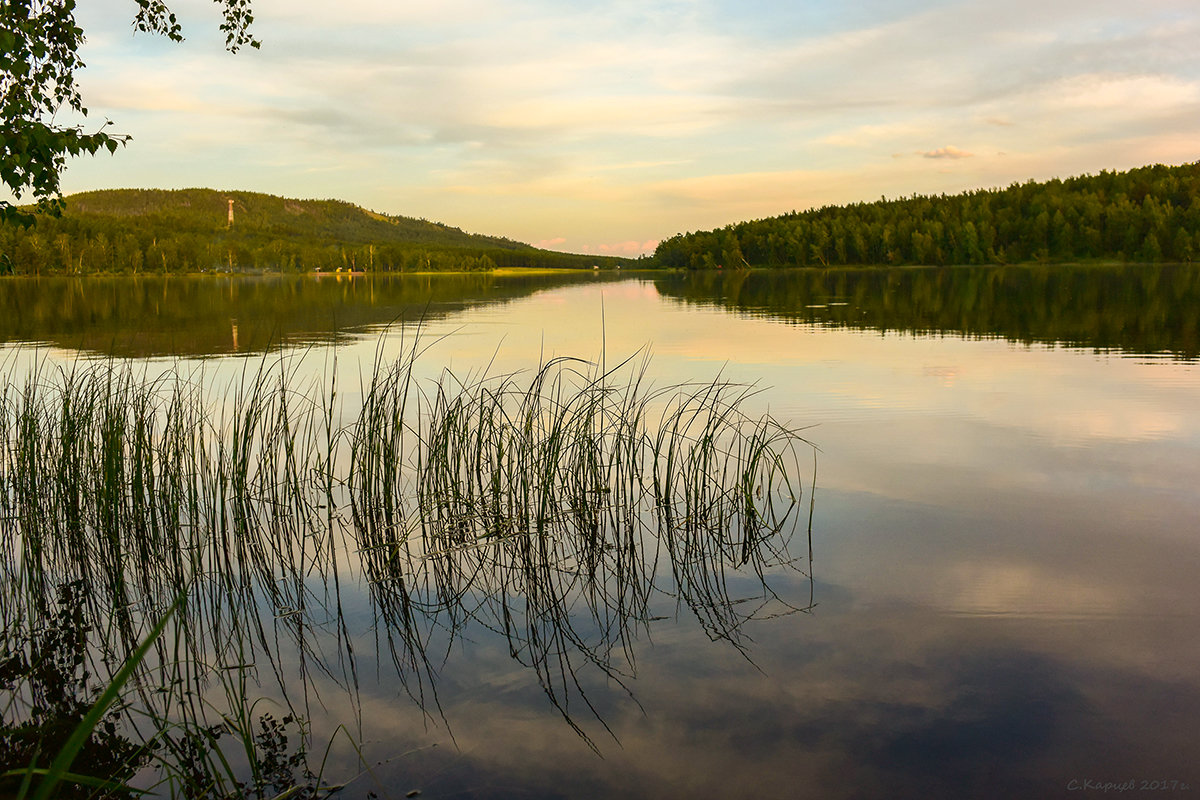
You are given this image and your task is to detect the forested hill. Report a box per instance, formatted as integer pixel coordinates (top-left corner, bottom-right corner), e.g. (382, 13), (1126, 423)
(69, 189), (527, 249)
(653, 162), (1200, 269)
(0, 188), (631, 274)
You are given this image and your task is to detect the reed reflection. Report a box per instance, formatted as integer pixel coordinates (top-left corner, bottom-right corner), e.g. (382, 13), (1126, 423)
(0, 344), (815, 792)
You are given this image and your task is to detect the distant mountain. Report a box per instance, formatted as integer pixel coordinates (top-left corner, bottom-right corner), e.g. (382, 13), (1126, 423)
(0, 188), (632, 274)
(652, 161), (1200, 268)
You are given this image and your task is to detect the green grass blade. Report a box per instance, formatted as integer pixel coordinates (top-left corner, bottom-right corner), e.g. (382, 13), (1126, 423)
(24, 594), (183, 800)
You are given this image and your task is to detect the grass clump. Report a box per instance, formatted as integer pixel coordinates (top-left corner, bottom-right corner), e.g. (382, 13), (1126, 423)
(0, 339), (816, 793)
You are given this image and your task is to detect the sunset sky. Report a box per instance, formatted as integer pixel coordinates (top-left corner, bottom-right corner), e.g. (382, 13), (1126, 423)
(50, 0), (1200, 255)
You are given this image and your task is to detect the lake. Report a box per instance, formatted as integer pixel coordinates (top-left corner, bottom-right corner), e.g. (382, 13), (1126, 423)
(2, 265), (1198, 799)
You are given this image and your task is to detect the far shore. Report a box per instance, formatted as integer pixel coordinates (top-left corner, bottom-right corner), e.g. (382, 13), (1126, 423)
(3, 260), (1191, 280)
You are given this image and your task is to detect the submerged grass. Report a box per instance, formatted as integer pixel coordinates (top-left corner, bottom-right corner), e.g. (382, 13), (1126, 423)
(0, 337), (815, 794)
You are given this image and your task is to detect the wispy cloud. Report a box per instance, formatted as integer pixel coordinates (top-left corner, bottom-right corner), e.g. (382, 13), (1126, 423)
(922, 146), (975, 160)
(1053, 73), (1200, 111)
(582, 240), (659, 256)
(53, 0), (1200, 252)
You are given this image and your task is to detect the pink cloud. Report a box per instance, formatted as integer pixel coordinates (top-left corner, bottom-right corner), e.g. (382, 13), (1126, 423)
(921, 145), (974, 159)
(575, 239), (658, 257)
(534, 237), (568, 250)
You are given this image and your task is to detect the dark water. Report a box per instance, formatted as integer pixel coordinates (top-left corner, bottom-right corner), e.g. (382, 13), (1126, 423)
(2, 265), (1198, 799)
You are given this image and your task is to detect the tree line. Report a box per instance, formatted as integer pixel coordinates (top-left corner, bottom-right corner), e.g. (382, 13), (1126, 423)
(0, 188), (630, 274)
(652, 162), (1200, 269)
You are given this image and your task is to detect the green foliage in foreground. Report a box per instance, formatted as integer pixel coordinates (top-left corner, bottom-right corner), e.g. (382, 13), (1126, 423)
(1, 583), (333, 799)
(0, 188), (633, 274)
(653, 161), (1200, 269)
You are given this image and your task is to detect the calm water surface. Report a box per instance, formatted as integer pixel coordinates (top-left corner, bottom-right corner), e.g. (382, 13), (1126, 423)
(3, 266), (1198, 799)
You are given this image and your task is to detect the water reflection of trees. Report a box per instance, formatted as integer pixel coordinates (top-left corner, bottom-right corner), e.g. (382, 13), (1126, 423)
(1, 349), (815, 788)
(655, 264), (1200, 359)
(0, 271), (624, 358)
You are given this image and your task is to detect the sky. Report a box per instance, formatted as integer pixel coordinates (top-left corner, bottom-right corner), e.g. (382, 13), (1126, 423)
(38, 0), (1200, 255)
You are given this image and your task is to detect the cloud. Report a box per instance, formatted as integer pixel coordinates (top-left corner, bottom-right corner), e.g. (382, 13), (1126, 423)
(922, 146), (974, 159)
(588, 240), (655, 256)
(534, 237), (567, 249)
(820, 122), (928, 148)
(1053, 73), (1200, 111)
(570, 240), (659, 256)
(61, 0), (1200, 249)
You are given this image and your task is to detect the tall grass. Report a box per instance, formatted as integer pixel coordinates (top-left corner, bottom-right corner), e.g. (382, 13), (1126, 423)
(0, 340), (816, 793)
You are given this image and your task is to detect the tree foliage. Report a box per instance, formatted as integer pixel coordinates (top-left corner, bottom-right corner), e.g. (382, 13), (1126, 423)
(1, 0), (257, 226)
(652, 162), (1200, 269)
(0, 187), (632, 274)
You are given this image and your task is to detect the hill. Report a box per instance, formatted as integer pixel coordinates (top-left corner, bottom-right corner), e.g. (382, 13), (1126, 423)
(65, 189), (526, 250)
(0, 188), (631, 274)
(652, 162), (1200, 269)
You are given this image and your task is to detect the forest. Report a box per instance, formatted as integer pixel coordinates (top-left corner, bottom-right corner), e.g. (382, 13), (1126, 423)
(652, 162), (1200, 269)
(0, 188), (631, 274)
(7, 163), (1200, 275)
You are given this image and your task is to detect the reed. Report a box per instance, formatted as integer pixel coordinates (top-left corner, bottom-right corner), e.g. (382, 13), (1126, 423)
(0, 339), (815, 794)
